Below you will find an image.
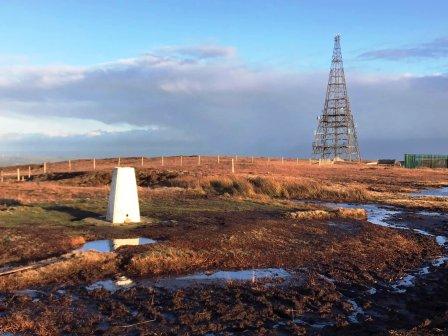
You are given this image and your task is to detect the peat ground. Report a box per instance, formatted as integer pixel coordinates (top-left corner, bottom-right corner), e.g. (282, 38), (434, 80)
(0, 158), (447, 335)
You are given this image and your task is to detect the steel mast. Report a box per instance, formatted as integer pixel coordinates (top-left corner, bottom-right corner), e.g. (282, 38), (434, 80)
(312, 34), (361, 161)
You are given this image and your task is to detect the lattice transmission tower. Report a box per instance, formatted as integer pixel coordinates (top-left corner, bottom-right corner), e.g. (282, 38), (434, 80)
(312, 34), (361, 161)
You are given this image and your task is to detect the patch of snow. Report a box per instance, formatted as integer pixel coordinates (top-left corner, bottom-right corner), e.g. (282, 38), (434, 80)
(417, 211), (443, 217)
(366, 287), (377, 295)
(346, 299), (365, 323)
(436, 236), (447, 247)
(432, 256), (448, 267)
(392, 275), (415, 293)
(419, 267), (430, 275)
(86, 276), (134, 293)
(413, 229), (433, 236)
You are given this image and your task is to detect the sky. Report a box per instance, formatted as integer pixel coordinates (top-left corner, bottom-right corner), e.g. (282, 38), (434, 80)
(0, 0), (447, 160)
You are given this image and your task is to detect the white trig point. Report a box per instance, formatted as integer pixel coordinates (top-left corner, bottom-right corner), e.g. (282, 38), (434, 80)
(106, 167), (141, 224)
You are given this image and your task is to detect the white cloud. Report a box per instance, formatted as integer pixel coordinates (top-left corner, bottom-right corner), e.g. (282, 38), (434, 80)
(0, 44), (446, 158)
(0, 113), (153, 138)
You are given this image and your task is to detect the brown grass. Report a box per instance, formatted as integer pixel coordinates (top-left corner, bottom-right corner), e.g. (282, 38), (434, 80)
(0, 252), (116, 291)
(287, 208), (367, 220)
(128, 245), (209, 276)
(201, 175), (370, 202)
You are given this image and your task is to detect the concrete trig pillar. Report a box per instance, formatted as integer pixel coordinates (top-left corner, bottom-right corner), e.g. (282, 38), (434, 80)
(106, 167), (141, 224)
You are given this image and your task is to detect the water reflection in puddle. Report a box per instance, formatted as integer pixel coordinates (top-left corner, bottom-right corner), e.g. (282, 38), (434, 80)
(412, 186), (448, 198)
(178, 268), (290, 282)
(154, 268), (291, 289)
(77, 237), (156, 253)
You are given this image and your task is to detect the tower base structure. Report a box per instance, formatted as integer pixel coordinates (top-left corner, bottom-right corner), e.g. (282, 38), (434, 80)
(106, 167), (141, 224)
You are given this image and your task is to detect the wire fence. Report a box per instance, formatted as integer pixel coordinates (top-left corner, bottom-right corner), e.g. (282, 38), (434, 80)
(0, 156), (307, 182)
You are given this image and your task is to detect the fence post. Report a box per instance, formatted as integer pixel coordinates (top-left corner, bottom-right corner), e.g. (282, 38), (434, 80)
(93, 158), (96, 171)
(180, 155), (183, 166)
(17, 168), (20, 181)
(161, 156), (164, 166)
(282, 157), (284, 164)
(198, 155), (201, 165)
(231, 158), (235, 173)
(141, 157), (144, 167)
(296, 158), (299, 165)
(118, 157), (121, 166)
(1, 171), (3, 182)
(43, 162), (47, 174)
(68, 160), (72, 172)
(28, 166), (31, 178)
(251, 156), (254, 164)
(217, 155), (220, 164)
(235, 155), (238, 162)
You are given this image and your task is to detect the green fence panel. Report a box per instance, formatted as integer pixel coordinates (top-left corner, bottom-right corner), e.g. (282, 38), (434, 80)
(404, 154), (448, 169)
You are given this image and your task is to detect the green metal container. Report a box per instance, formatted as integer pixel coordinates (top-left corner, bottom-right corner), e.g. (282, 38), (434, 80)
(404, 154), (448, 169)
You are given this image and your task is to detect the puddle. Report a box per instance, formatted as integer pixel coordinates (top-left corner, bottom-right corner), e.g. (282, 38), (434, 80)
(346, 298), (365, 323)
(321, 201), (448, 295)
(178, 268), (290, 281)
(291, 318), (335, 329)
(153, 268), (291, 289)
(417, 211), (443, 217)
(86, 276), (134, 293)
(322, 202), (403, 229)
(411, 186), (448, 198)
(77, 237), (156, 253)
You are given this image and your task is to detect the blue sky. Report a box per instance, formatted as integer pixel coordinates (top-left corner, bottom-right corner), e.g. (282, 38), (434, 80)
(0, 1), (447, 160)
(1, 0), (447, 73)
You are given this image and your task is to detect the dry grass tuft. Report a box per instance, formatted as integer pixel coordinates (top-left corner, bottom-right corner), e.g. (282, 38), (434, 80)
(197, 175), (370, 202)
(128, 245), (209, 276)
(288, 208), (367, 221)
(288, 210), (332, 220)
(336, 208), (367, 220)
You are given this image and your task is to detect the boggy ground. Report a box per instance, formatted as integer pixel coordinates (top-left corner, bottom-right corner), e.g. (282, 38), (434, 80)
(0, 158), (447, 335)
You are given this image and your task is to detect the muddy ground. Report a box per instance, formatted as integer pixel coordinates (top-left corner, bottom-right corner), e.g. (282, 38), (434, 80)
(0, 158), (447, 335)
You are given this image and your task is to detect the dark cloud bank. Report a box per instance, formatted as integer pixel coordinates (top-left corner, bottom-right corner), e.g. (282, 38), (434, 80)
(0, 45), (447, 160)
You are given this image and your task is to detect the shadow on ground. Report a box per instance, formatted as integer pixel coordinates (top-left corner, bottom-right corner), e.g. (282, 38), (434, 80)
(44, 205), (102, 221)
